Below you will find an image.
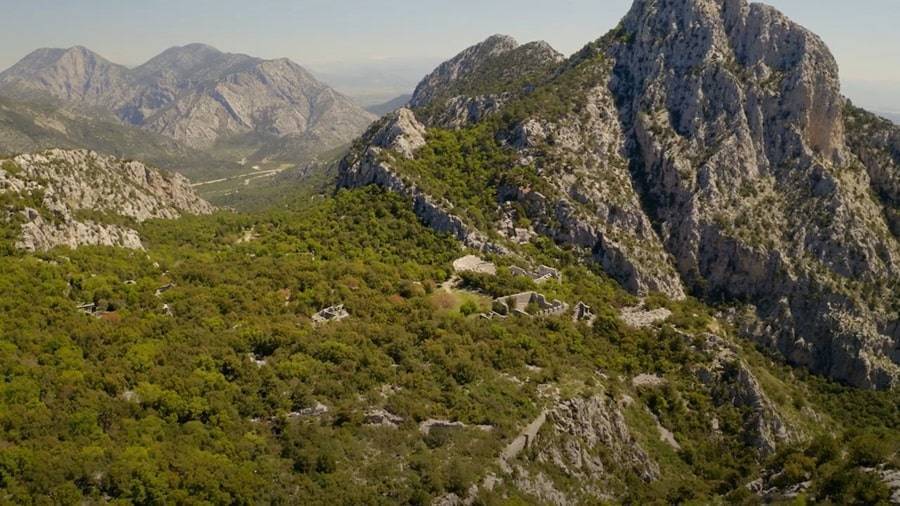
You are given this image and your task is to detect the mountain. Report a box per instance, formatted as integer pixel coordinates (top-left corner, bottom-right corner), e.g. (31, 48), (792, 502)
(2, 2), (899, 503)
(340, 2), (900, 390)
(880, 111), (900, 124)
(1, 149), (213, 251)
(0, 46), (131, 105)
(0, 95), (242, 181)
(0, 44), (376, 167)
(408, 34), (565, 127)
(408, 34), (521, 108)
(365, 94), (413, 117)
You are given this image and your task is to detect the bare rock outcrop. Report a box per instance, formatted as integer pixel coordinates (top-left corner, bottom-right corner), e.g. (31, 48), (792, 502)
(696, 334), (797, 455)
(1, 149), (214, 251)
(338, 109), (505, 253)
(601, 0), (900, 388)
(507, 393), (659, 505)
(17, 209), (143, 251)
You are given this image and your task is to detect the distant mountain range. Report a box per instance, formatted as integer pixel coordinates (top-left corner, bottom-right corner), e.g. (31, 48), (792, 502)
(879, 111), (900, 124)
(365, 94), (413, 116)
(0, 44), (376, 176)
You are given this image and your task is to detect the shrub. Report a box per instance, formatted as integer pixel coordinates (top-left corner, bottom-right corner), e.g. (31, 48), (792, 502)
(459, 300), (479, 316)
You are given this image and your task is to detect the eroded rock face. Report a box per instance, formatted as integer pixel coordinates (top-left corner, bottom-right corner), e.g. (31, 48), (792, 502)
(409, 35), (520, 109)
(337, 109), (505, 254)
(509, 393), (659, 505)
(604, 0), (899, 388)
(0, 149), (214, 251)
(543, 395), (660, 482)
(696, 333), (797, 455)
(496, 82), (687, 299)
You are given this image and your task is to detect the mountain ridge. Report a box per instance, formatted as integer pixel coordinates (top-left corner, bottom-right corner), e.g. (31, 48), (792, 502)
(340, 1), (900, 389)
(0, 43), (375, 163)
(0, 148), (214, 251)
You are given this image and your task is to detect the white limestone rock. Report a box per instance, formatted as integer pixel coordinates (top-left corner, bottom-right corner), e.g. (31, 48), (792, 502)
(1, 149), (214, 251)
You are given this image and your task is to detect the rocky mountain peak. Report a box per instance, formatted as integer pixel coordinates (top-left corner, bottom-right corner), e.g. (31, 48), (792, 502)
(409, 34), (522, 108)
(615, 0), (844, 163)
(0, 45), (129, 104)
(132, 44), (262, 86)
(606, 0), (897, 387)
(169, 42), (222, 55)
(475, 34), (521, 55)
(409, 35), (564, 126)
(0, 44), (375, 159)
(11, 45), (112, 71)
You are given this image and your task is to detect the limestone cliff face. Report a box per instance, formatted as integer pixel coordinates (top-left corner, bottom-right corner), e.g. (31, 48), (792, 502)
(339, 2), (899, 388)
(0, 149), (214, 251)
(337, 109), (503, 253)
(607, 0), (899, 388)
(409, 35), (520, 109)
(410, 35), (564, 128)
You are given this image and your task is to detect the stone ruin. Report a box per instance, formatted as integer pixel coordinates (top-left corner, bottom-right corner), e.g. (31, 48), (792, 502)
(365, 409), (404, 428)
(76, 302), (118, 320)
(77, 302), (97, 314)
(312, 304), (350, 325)
(619, 304), (672, 329)
(488, 291), (569, 319)
(510, 265), (562, 284)
(288, 402), (329, 418)
(155, 283), (175, 298)
(452, 255), (497, 275)
(573, 302), (596, 325)
(419, 418), (494, 435)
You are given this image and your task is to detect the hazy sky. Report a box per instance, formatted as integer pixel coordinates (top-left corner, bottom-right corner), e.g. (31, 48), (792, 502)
(1, 0), (898, 110)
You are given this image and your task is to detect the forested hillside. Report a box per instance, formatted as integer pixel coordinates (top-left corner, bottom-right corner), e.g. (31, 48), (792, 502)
(1, 188), (896, 504)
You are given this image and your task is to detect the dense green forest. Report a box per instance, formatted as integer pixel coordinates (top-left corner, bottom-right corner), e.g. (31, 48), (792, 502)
(0, 188), (897, 504)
